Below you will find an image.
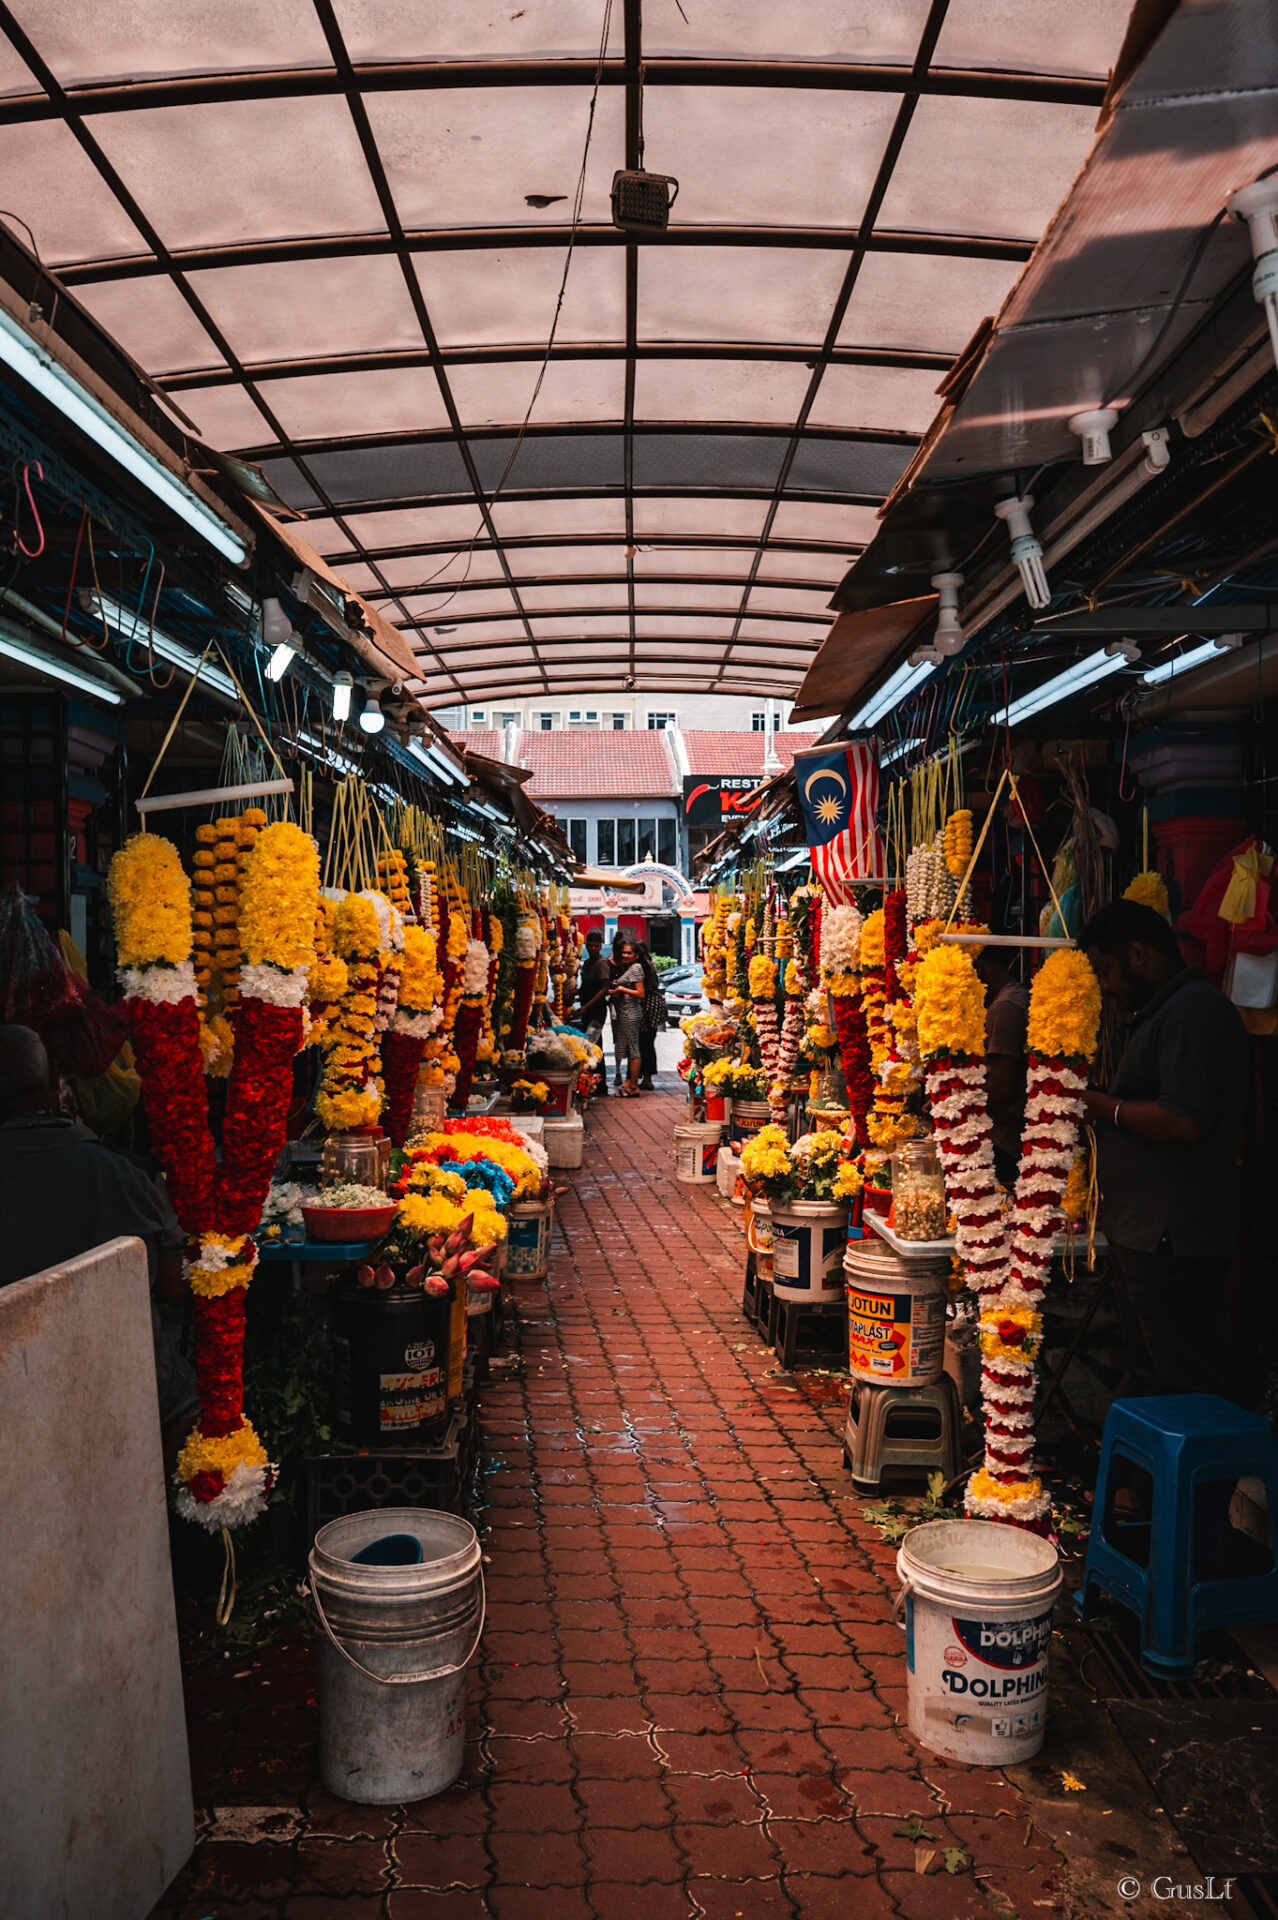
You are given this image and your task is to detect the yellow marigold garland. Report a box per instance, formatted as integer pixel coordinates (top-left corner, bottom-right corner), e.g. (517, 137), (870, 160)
(108, 832), (192, 969)
(913, 942), (987, 1058)
(1026, 948), (1101, 1060)
(239, 821), (320, 971)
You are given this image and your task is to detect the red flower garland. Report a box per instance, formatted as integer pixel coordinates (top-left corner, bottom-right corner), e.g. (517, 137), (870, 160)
(451, 998), (484, 1109)
(884, 889), (908, 1002)
(193, 1290), (247, 1438)
(218, 998), (304, 1236)
(127, 995), (218, 1233)
(831, 992), (873, 1146)
(507, 965), (537, 1054)
(381, 1028), (426, 1147)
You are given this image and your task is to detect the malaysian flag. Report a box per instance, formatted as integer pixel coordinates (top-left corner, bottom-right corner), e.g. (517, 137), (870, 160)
(793, 739), (886, 903)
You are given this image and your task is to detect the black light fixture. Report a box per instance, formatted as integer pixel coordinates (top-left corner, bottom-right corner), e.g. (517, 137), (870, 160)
(611, 169), (679, 233)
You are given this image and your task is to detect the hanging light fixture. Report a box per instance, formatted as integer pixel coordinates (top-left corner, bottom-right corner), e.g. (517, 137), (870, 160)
(332, 671), (353, 722)
(931, 572), (965, 656)
(994, 495), (1051, 609)
(262, 597), (301, 681)
(1228, 177), (1278, 373)
(358, 687), (386, 734)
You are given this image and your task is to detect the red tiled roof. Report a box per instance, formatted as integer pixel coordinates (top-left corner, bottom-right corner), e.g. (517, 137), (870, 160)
(680, 731), (815, 776)
(449, 729), (507, 757)
(512, 729), (677, 800)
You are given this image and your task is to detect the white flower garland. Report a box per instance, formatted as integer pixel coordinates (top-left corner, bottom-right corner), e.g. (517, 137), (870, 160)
(821, 903), (863, 976)
(173, 1460), (271, 1532)
(239, 962), (309, 1008)
(462, 937), (490, 996)
(122, 960), (198, 1005)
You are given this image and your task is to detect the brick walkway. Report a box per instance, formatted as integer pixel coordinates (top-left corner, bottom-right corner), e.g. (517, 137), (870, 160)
(157, 1086), (1068, 1919)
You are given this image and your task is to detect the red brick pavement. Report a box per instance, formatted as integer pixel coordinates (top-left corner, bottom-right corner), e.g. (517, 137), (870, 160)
(154, 1087), (1067, 1918)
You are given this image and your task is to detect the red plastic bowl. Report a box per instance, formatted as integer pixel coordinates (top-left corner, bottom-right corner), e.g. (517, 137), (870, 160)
(301, 1202), (397, 1244)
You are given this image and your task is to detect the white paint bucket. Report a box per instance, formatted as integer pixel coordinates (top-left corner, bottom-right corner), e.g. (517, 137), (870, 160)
(746, 1195), (773, 1282)
(310, 1508), (484, 1802)
(844, 1236), (949, 1387)
(768, 1200), (848, 1303)
(716, 1145), (739, 1199)
(674, 1120), (723, 1183)
(896, 1518), (1061, 1766)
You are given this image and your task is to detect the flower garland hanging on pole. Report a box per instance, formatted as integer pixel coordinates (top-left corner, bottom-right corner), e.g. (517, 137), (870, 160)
(109, 822), (319, 1531)
(451, 934), (490, 1110)
(506, 908), (541, 1053)
(820, 901), (873, 1145)
(914, 940), (1099, 1531)
(381, 922), (443, 1147)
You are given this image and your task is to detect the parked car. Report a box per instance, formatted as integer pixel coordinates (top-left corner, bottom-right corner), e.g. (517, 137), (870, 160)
(660, 964), (707, 1025)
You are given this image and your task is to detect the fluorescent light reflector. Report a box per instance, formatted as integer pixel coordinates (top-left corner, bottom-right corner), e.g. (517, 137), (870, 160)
(94, 594), (239, 700)
(0, 628), (122, 704)
(850, 659), (936, 729)
(990, 648), (1127, 726)
(1141, 639), (1230, 686)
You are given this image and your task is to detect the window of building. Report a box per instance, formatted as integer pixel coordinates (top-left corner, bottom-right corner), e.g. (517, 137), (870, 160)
(596, 819), (615, 865)
(616, 818), (636, 865)
(470, 709), (487, 725)
(594, 817), (676, 869)
(531, 710), (558, 730)
(568, 710), (601, 729)
(561, 817), (587, 864)
(658, 818), (676, 866)
(752, 712), (766, 731)
(496, 710), (521, 728)
(608, 712), (628, 729)
(647, 712), (676, 730)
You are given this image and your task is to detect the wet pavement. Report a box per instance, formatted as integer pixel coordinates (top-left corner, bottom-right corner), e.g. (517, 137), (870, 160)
(154, 1083), (1072, 1918)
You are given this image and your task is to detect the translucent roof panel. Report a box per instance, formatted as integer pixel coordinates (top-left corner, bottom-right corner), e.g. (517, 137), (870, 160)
(8, 0), (334, 84)
(364, 88), (623, 232)
(0, 0), (1120, 697)
(638, 247), (850, 346)
(91, 99), (386, 251)
(650, 87), (900, 230)
(187, 256), (425, 365)
(633, 358), (812, 428)
(420, 248), (626, 350)
(876, 97), (1103, 244)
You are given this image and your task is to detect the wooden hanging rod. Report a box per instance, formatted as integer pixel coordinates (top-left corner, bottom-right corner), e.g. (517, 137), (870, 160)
(937, 931), (1075, 949)
(136, 777), (295, 815)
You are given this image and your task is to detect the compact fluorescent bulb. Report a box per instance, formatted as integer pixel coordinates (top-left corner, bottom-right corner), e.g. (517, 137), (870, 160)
(93, 593), (239, 700)
(0, 627), (122, 704)
(991, 647), (1128, 727)
(850, 657), (937, 730)
(0, 304), (247, 565)
(265, 633), (301, 682)
(332, 671), (353, 722)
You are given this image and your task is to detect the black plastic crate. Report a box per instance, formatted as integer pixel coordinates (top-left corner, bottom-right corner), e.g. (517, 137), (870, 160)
(304, 1393), (478, 1544)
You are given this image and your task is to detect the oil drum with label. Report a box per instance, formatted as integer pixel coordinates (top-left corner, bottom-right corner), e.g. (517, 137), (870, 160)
(329, 1275), (453, 1445)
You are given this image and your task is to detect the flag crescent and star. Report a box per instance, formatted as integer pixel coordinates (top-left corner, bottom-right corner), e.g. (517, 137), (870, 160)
(793, 740), (886, 902)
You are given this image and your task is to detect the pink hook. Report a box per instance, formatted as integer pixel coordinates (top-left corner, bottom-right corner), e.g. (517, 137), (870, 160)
(17, 460), (44, 557)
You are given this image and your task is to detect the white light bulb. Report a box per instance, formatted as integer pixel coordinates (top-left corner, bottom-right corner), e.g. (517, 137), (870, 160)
(1229, 178), (1278, 374)
(265, 634), (300, 682)
(358, 690), (386, 734)
(332, 671), (353, 722)
(994, 495), (1050, 610)
(262, 596), (291, 648)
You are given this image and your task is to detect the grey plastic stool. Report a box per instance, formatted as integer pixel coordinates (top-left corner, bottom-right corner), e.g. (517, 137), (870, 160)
(842, 1374), (962, 1490)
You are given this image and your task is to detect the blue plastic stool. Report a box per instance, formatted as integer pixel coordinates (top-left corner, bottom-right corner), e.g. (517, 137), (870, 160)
(1075, 1395), (1278, 1675)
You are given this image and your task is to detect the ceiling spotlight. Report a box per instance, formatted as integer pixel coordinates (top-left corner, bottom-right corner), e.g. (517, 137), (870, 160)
(994, 494), (1050, 610)
(611, 169), (679, 234)
(358, 687), (386, 734)
(262, 597), (291, 647)
(931, 571), (965, 656)
(1068, 407), (1120, 465)
(265, 630), (301, 682)
(1228, 176), (1278, 372)
(332, 670), (353, 722)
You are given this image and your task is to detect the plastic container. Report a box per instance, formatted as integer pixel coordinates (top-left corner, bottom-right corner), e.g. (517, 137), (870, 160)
(537, 1069), (577, 1117)
(302, 1202), (397, 1245)
(328, 1278), (452, 1444)
(310, 1508), (484, 1802)
(728, 1098), (771, 1148)
(844, 1235), (949, 1386)
(716, 1144), (740, 1199)
(896, 1518), (1062, 1765)
(674, 1120), (723, 1184)
(705, 1090), (727, 1122)
(745, 1194), (773, 1282)
(504, 1196), (553, 1279)
(544, 1112), (584, 1169)
(768, 1200), (849, 1303)
(890, 1140), (948, 1244)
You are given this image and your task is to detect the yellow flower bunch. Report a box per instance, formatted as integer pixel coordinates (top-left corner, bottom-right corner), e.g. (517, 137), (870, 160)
(334, 891), (381, 960)
(399, 923), (442, 1015)
(868, 1110), (925, 1151)
(783, 959), (803, 997)
(446, 913), (469, 961)
(317, 932), (383, 1131)
(418, 1128), (544, 1198)
(832, 1160), (864, 1201)
(176, 1418), (269, 1487)
(804, 1129), (843, 1164)
(400, 1183), (506, 1246)
(943, 809), (973, 880)
(239, 821), (320, 972)
(1026, 948), (1101, 1061)
(748, 953), (777, 1000)
(808, 1022), (836, 1050)
(978, 1303), (1043, 1364)
(187, 1232), (256, 1299)
(913, 943), (987, 1058)
(739, 1124), (793, 1192)
(703, 1058), (734, 1088)
(377, 847), (413, 917)
(775, 917), (793, 960)
(860, 909), (885, 971)
(968, 1466), (1044, 1511)
(825, 969), (858, 997)
(108, 832), (192, 969)
(199, 1011), (234, 1078)
(1123, 870), (1169, 917)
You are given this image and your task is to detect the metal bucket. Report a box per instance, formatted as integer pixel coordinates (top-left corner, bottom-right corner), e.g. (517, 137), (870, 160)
(310, 1508), (485, 1803)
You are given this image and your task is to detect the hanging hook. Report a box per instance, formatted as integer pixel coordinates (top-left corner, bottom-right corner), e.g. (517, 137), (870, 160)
(15, 459), (44, 557)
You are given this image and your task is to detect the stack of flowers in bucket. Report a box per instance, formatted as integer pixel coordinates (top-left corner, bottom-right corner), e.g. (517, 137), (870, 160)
(914, 941), (1100, 1530)
(108, 822), (319, 1531)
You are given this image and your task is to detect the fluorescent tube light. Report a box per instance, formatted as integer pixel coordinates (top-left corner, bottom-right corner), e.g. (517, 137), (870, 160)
(990, 648), (1128, 727)
(93, 593), (239, 701)
(850, 658), (937, 730)
(0, 627), (122, 704)
(0, 305), (247, 565)
(1141, 636), (1243, 686)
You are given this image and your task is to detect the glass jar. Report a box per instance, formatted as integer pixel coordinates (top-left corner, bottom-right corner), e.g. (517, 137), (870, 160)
(320, 1132), (384, 1192)
(891, 1138), (947, 1242)
(411, 1078), (448, 1134)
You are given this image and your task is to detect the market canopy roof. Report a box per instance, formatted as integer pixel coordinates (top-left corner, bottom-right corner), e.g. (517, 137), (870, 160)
(0, 0), (1135, 708)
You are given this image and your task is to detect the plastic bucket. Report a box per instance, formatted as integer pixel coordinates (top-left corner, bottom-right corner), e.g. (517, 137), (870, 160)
(729, 1099), (771, 1148)
(311, 1508), (484, 1803)
(746, 1195), (773, 1282)
(675, 1120), (723, 1183)
(769, 1200), (849, 1303)
(844, 1237), (949, 1387)
(328, 1279), (451, 1445)
(504, 1197), (552, 1279)
(896, 1519), (1061, 1766)
(537, 1070), (576, 1117)
(705, 1091), (727, 1122)
(715, 1145), (739, 1199)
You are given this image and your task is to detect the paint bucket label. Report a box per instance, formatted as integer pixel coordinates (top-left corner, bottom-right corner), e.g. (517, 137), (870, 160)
(847, 1284), (945, 1381)
(936, 1607), (1054, 1735)
(379, 1366), (445, 1429)
(701, 1143), (718, 1176)
(506, 1211), (548, 1276)
(773, 1220), (844, 1288)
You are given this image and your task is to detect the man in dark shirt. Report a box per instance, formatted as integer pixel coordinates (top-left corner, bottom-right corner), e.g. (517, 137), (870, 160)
(975, 948), (1030, 1187)
(0, 1023), (197, 1453)
(1079, 901), (1249, 1396)
(574, 928), (613, 1097)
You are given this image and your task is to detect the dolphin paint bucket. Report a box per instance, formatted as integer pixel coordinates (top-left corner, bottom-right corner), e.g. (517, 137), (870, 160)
(768, 1200), (848, 1304)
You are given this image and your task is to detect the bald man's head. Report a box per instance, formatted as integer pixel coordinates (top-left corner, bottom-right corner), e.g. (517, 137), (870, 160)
(0, 1025), (53, 1118)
